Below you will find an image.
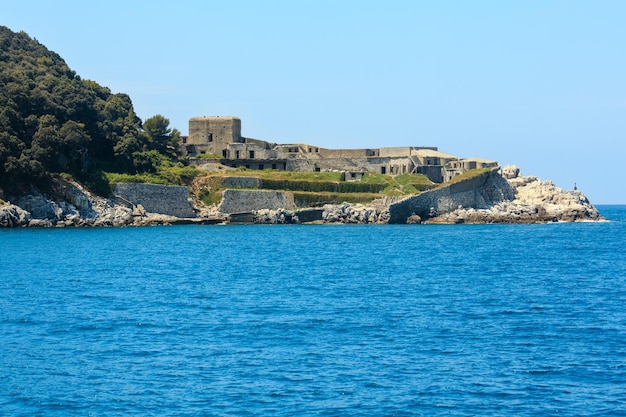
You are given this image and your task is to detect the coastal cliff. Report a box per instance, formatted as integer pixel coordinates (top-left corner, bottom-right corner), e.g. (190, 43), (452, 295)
(0, 166), (603, 228)
(0, 178), (221, 228)
(417, 165), (603, 224)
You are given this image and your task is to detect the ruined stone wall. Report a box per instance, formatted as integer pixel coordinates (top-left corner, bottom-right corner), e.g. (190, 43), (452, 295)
(113, 184), (196, 218)
(282, 156), (416, 174)
(386, 157), (415, 174)
(388, 170), (514, 223)
(285, 159), (316, 171)
(379, 147), (412, 157)
(225, 142), (278, 160)
(218, 189), (296, 214)
(244, 137), (274, 148)
(311, 157), (369, 171)
(417, 166), (444, 183)
(247, 143), (279, 160)
(317, 148), (373, 158)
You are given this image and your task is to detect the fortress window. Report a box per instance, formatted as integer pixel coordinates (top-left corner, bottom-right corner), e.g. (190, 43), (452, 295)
(222, 149), (227, 158)
(208, 133), (213, 142)
(381, 167), (386, 174)
(272, 163), (277, 170)
(259, 164), (264, 170)
(249, 150), (255, 159)
(235, 150), (240, 159)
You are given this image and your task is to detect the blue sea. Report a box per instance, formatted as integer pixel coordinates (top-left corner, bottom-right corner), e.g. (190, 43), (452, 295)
(1, 206), (625, 416)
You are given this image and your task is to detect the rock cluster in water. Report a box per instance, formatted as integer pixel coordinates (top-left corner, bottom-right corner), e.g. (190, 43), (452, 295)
(253, 202), (390, 225)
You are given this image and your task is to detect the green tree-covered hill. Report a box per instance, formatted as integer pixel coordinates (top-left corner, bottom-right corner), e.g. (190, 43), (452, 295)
(0, 26), (179, 194)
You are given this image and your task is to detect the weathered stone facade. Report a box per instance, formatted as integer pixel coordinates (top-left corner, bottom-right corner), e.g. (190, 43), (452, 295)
(113, 183), (196, 218)
(444, 158), (499, 182)
(420, 166), (604, 224)
(182, 116), (497, 183)
(184, 116), (243, 157)
(388, 169), (515, 223)
(218, 189), (296, 214)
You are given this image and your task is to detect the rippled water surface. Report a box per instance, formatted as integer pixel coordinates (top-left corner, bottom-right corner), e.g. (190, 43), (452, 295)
(1, 206), (625, 416)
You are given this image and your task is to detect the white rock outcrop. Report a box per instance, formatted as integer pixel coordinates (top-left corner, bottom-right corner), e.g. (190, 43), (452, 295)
(321, 203), (389, 224)
(250, 202), (389, 224)
(428, 166), (603, 223)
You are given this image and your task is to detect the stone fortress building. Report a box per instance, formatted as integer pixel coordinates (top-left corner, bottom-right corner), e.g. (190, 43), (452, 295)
(180, 116), (498, 184)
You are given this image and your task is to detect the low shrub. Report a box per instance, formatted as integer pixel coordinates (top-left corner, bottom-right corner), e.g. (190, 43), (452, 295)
(105, 165), (204, 187)
(260, 179), (386, 193)
(198, 188), (223, 206)
(84, 170), (112, 196)
(293, 191), (380, 206)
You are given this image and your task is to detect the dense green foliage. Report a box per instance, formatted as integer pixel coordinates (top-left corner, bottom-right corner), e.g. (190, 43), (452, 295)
(260, 179), (386, 193)
(0, 26), (180, 193)
(105, 164), (201, 186)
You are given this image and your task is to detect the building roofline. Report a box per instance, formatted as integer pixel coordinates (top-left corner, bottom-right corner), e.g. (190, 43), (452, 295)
(189, 116), (241, 121)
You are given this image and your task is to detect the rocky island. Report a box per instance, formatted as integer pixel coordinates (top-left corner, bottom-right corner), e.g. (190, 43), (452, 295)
(0, 26), (603, 227)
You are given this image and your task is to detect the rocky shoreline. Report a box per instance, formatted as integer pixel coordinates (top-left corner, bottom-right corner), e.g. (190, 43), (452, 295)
(0, 166), (604, 228)
(288, 165), (602, 225)
(421, 166), (604, 224)
(0, 179), (224, 228)
(423, 191), (603, 224)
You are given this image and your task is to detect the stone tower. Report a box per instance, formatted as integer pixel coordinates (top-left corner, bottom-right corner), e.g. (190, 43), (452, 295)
(187, 116), (242, 156)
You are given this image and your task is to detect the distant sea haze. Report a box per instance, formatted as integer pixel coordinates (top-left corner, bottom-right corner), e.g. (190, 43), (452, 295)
(1, 205), (625, 416)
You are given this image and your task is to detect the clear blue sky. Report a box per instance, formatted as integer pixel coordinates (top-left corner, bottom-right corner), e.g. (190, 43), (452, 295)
(4, 1), (625, 203)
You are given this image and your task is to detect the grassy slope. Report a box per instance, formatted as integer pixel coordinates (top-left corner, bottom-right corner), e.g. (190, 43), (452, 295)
(104, 165), (493, 207)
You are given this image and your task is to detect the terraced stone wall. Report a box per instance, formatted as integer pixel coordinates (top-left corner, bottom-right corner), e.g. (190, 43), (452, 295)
(218, 189), (296, 214)
(388, 170), (514, 223)
(113, 184), (196, 218)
